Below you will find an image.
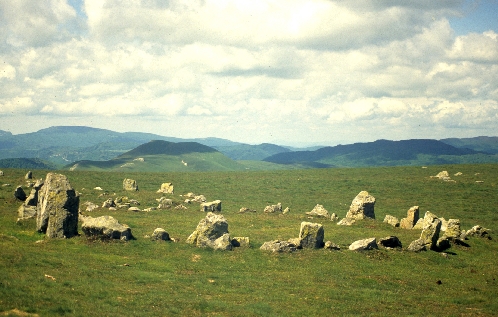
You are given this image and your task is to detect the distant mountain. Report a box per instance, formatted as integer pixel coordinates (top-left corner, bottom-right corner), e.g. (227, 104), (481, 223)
(0, 158), (57, 170)
(66, 140), (246, 172)
(440, 136), (498, 154)
(264, 139), (498, 167)
(213, 143), (292, 160)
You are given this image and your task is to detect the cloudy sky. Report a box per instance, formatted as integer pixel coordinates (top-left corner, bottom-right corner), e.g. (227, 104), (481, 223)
(1, 0), (497, 146)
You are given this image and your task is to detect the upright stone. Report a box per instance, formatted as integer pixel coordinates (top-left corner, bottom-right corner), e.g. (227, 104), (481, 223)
(25, 171), (33, 180)
(298, 222), (324, 249)
(37, 173), (79, 238)
(400, 206), (420, 229)
(345, 191), (376, 220)
(17, 179), (44, 220)
(419, 214), (442, 250)
(200, 200), (222, 212)
(123, 178), (138, 191)
(442, 219), (461, 240)
(14, 186), (27, 201)
(157, 183), (174, 194)
(186, 212), (232, 250)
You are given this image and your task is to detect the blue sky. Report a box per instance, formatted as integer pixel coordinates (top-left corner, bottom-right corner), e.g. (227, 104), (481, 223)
(0, 0), (497, 146)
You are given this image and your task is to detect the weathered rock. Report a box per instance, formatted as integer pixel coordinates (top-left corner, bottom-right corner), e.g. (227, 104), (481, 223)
(264, 203), (282, 213)
(349, 238), (378, 251)
(306, 204), (330, 218)
(81, 215), (132, 241)
(193, 195), (206, 203)
(378, 236), (402, 249)
(283, 207), (290, 214)
(345, 191), (376, 220)
(337, 217), (356, 226)
(157, 197), (173, 209)
(432, 171), (451, 181)
(260, 240), (297, 253)
(330, 213), (339, 222)
(25, 171), (32, 180)
(442, 219), (462, 240)
(186, 212), (232, 250)
(440, 218), (448, 231)
(239, 207), (256, 213)
(231, 237), (250, 248)
(157, 183), (174, 194)
(287, 237), (303, 249)
(298, 222), (324, 249)
(412, 218), (425, 230)
(14, 186), (27, 201)
(36, 173), (79, 239)
(174, 204), (188, 210)
(17, 180), (44, 221)
(466, 225), (491, 239)
(123, 178), (138, 191)
(200, 200), (222, 212)
(400, 206), (420, 229)
(383, 215), (400, 227)
(435, 237), (451, 251)
(0, 170), (3, 176)
(128, 207), (141, 212)
(150, 228), (170, 241)
(102, 198), (116, 208)
(419, 213), (442, 250)
(324, 241), (341, 250)
(407, 239), (427, 252)
(84, 202), (99, 212)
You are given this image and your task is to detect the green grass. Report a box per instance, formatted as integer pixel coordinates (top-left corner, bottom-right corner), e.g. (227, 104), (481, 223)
(0, 164), (497, 316)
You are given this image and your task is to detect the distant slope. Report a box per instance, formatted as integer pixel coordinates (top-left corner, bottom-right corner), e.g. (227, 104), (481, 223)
(440, 136), (498, 154)
(264, 139), (498, 167)
(213, 143), (291, 160)
(66, 140), (246, 172)
(0, 158), (56, 170)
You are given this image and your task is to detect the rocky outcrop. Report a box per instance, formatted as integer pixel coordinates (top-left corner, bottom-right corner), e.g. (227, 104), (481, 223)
(264, 203), (282, 213)
(306, 204), (330, 218)
(349, 238), (378, 251)
(200, 200), (222, 212)
(81, 215), (132, 241)
(123, 178), (138, 191)
(431, 171), (451, 181)
(400, 206), (420, 229)
(260, 240), (297, 253)
(157, 183), (174, 194)
(186, 212), (232, 250)
(298, 222), (324, 249)
(383, 215), (400, 227)
(345, 191), (376, 220)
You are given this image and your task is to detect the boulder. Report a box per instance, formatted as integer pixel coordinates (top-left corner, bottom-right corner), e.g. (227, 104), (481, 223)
(432, 171), (451, 181)
(81, 215), (132, 241)
(442, 219), (462, 240)
(123, 178), (138, 191)
(186, 212), (232, 250)
(418, 212), (442, 250)
(193, 195), (206, 203)
(412, 218), (425, 230)
(200, 200), (222, 212)
(264, 203), (282, 213)
(466, 225), (491, 239)
(157, 197), (173, 209)
(407, 239), (426, 252)
(306, 204), (330, 218)
(383, 215), (400, 227)
(260, 240), (297, 253)
(14, 186), (27, 201)
(337, 217), (356, 226)
(287, 237), (303, 249)
(399, 206), (420, 229)
(298, 222), (324, 249)
(84, 202), (99, 212)
(102, 198), (116, 208)
(345, 191), (376, 220)
(349, 238), (378, 251)
(17, 179), (44, 221)
(239, 207), (256, 213)
(330, 213), (339, 222)
(150, 228), (171, 241)
(324, 241), (341, 250)
(157, 183), (174, 194)
(283, 207), (290, 214)
(231, 237), (250, 248)
(36, 173), (79, 239)
(25, 171), (32, 180)
(128, 207), (141, 212)
(0, 170), (3, 176)
(378, 236), (402, 249)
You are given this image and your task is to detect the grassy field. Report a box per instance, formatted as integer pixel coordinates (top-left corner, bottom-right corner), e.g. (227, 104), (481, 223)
(0, 164), (497, 316)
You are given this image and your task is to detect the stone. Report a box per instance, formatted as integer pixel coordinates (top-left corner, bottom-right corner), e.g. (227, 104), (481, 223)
(440, 218), (448, 231)
(287, 237), (303, 249)
(102, 198), (116, 208)
(200, 200), (222, 212)
(442, 219), (462, 240)
(0, 170), (3, 176)
(419, 212), (442, 250)
(36, 173), (79, 239)
(349, 238), (378, 251)
(186, 212), (232, 250)
(330, 213), (339, 222)
(435, 237), (451, 251)
(231, 237), (250, 248)
(25, 171), (32, 180)
(337, 218), (356, 226)
(345, 191), (376, 220)
(260, 240), (297, 253)
(378, 236), (402, 249)
(264, 203), (282, 213)
(400, 206), (420, 229)
(283, 207), (290, 214)
(174, 204), (188, 210)
(306, 204), (330, 218)
(128, 207), (141, 212)
(466, 225), (491, 239)
(123, 178), (138, 191)
(193, 195), (206, 203)
(324, 241), (341, 250)
(412, 218), (425, 230)
(239, 207), (256, 213)
(298, 222), (324, 249)
(157, 197), (173, 209)
(81, 215), (132, 241)
(84, 202), (99, 212)
(157, 183), (174, 194)
(17, 179), (44, 221)
(407, 239), (427, 252)
(14, 186), (27, 201)
(383, 215), (400, 227)
(150, 228), (170, 241)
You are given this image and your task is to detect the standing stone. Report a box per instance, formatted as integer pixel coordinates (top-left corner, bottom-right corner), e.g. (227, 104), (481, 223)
(14, 186), (27, 201)
(37, 173), (79, 239)
(400, 206), (420, 229)
(298, 222), (324, 249)
(17, 179), (44, 220)
(349, 238), (378, 251)
(383, 215), (400, 227)
(442, 219), (461, 240)
(418, 212), (442, 250)
(25, 171), (32, 180)
(186, 212), (232, 250)
(200, 200), (222, 212)
(123, 178), (138, 191)
(306, 204), (330, 218)
(345, 191), (376, 220)
(157, 183), (174, 194)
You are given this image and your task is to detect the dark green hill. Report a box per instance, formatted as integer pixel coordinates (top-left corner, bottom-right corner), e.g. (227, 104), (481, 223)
(0, 158), (56, 170)
(213, 143), (291, 160)
(440, 136), (498, 154)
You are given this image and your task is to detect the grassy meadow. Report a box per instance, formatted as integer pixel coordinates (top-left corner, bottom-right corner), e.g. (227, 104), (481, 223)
(0, 164), (497, 316)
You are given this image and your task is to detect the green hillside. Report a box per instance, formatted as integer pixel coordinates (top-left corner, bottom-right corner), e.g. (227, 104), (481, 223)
(441, 136), (498, 154)
(0, 158), (57, 170)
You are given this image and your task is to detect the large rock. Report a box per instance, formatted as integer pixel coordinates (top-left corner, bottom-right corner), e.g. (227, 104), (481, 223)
(264, 203), (282, 213)
(407, 239), (426, 252)
(298, 222), (324, 249)
(186, 212), (232, 250)
(17, 179), (44, 221)
(25, 171), (33, 180)
(200, 200), (222, 212)
(349, 238), (378, 251)
(157, 197), (173, 209)
(123, 178), (138, 191)
(345, 191), (376, 220)
(442, 219), (462, 240)
(400, 206), (420, 229)
(378, 236), (402, 249)
(14, 186), (27, 201)
(157, 183), (174, 194)
(260, 240), (297, 253)
(81, 215), (132, 241)
(306, 204), (330, 218)
(466, 225), (491, 239)
(383, 215), (400, 227)
(150, 228), (171, 241)
(415, 212), (442, 250)
(36, 173), (79, 239)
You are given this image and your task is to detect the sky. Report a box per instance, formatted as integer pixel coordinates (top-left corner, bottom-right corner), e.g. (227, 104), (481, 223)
(0, 0), (497, 147)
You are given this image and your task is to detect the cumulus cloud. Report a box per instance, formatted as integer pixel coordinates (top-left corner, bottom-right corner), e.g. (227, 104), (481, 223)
(0, 0), (497, 145)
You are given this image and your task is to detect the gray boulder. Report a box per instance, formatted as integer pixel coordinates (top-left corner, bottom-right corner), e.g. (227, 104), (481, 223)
(25, 171), (32, 180)
(345, 191), (376, 220)
(123, 178), (138, 191)
(200, 200), (222, 212)
(407, 239), (427, 252)
(419, 213), (442, 250)
(150, 228), (171, 241)
(231, 237), (250, 248)
(400, 206), (419, 229)
(157, 197), (173, 209)
(298, 222), (324, 249)
(324, 241), (341, 250)
(264, 203), (282, 213)
(17, 180), (44, 221)
(36, 173), (79, 239)
(14, 186), (27, 201)
(81, 215), (132, 241)
(157, 182), (174, 194)
(260, 240), (297, 253)
(349, 238), (378, 251)
(306, 204), (330, 218)
(102, 198), (116, 208)
(186, 212), (232, 250)
(466, 225), (491, 239)
(383, 215), (400, 227)
(378, 236), (402, 249)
